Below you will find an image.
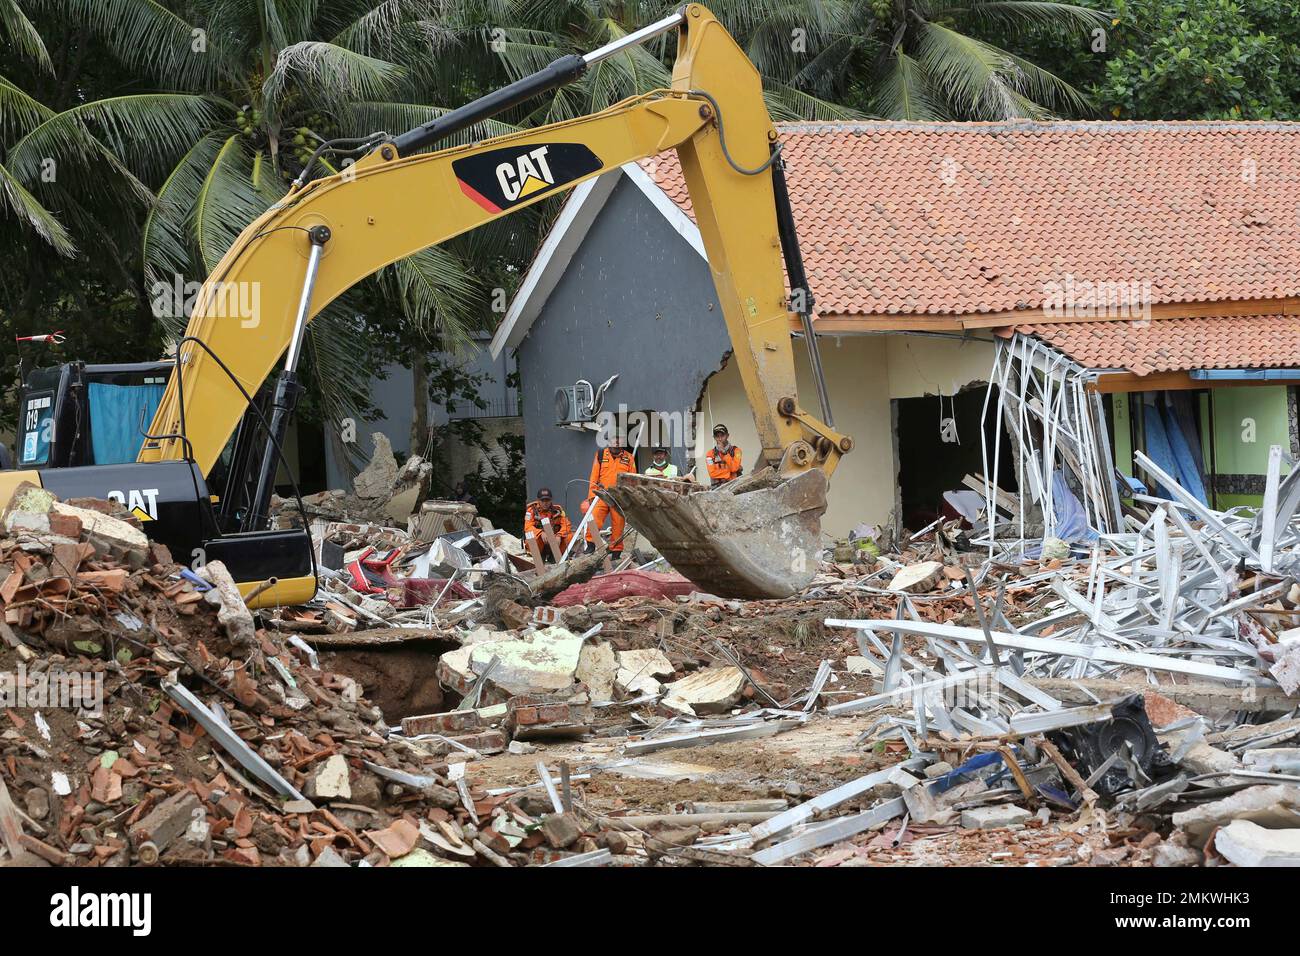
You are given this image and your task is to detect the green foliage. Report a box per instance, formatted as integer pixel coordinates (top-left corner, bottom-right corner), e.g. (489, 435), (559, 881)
(462, 431), (527, 534)
(1088, 0), (1300, 119)
(409, 353), (527, 532)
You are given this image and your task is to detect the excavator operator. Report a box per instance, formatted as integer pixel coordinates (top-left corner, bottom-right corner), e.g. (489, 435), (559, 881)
(583, 435), (637, 554)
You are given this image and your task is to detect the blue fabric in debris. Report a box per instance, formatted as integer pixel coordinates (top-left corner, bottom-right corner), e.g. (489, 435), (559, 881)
(1142, 398), (1208, 504)
(87, 382), (165, 465)
(1052, 469), (1098, 543)
(1121, 474), (1148, 496)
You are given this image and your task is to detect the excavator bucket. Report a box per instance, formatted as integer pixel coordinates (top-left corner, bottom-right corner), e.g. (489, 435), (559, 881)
(601, 468), (828, 599)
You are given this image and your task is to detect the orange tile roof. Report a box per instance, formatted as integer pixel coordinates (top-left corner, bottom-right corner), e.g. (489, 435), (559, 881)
(1022, 314), (1300, 375)
(640, 120), (1300, 318)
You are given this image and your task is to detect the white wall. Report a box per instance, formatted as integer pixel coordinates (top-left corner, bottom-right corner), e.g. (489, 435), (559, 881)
(885, 335), (996, 400)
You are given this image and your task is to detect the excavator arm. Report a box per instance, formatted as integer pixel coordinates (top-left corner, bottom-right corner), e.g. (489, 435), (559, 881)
(141, 3), (851, 598)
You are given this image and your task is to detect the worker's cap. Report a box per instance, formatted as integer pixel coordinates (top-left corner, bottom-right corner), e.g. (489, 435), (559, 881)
(652, 446), (668, 454)
(537, 487), (553, 500)
(712, 424), (729, 436)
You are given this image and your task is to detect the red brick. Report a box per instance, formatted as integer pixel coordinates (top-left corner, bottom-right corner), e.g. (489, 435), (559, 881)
(401, 710), (482, 737)
(48, 512), (83, 539)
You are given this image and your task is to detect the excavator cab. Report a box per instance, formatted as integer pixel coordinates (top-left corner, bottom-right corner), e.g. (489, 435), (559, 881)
(7, 360), (316, 608)
(15, 361), (171, 470)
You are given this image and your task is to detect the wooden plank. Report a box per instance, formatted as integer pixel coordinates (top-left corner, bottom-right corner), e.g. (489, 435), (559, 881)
(523, 532), (545, 571)
(539, 518), (563, 562)
(961, 473), (1018, 516)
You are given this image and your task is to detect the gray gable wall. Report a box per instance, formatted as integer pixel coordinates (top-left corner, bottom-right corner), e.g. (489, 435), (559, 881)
(516, 173), (730, 519)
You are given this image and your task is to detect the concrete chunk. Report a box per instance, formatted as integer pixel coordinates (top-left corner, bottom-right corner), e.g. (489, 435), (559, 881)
(1176, 741), (1240, 776)
(353, 432), (399, 499)
(1242, 749), (1300, 774)
(615, 648), (674, 696)
(52, 501), (147, 556)
(6, 512), (50, 535)
(845, 655), (883, 676)
(129, 790), (202, 856)
(887, 561), (944, 593)
(307, 754), (351, 801)
(1215, 820), (1300, 867)
(961, 804), (1031, 829)
(662, 666), (746, 715)
(1172, 785), (1300, 844)
(467, 626), (583, 698)
(576, 641), (618, 701)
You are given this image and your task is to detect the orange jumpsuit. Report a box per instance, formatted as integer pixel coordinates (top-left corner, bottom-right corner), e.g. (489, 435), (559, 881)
(585, 447), (637, 552)
(523, 500), (572, 554)
(706, 443), (742, 486)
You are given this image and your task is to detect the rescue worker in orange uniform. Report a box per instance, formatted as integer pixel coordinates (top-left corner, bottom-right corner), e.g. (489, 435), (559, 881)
(705, 423), (742, 487)
(523, 487), (572, 559)
(583, 436), (637, 554)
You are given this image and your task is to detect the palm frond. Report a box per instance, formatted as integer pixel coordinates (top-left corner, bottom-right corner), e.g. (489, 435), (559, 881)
(489, 31), (568, 81)
(347, 101), (518, 146)
(24, 0), (227, 88)
(953, 0), (1111, 34)
(790, 33), (868, 98)
(249, 149), (288, 204)
(0, 73), (54, 140)
(916, 20), (1021, 119)
(871, 50), (944, 120)
(383, 245), (480, 342)
(764, 83), (865, 121)
(0, 0), (53, 72)
(0, 159), (75, 255)
(331, 0), (452, 56)
(192, 135), (266, 272)
(142, 133), (226, 315)
(304, 297), (384, 446)
(1002, 49), (1094, 115)
(7, 93), (225, 185)
(271, 0), (325, 42)
(264, 41), (404, 108)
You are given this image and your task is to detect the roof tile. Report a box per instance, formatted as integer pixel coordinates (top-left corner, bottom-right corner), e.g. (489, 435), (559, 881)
(641, 121), (1300, 318)
(1023, 314), (1300, 374)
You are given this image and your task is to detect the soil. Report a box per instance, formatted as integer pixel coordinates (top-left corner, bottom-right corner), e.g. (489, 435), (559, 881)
(319, 639), (458, 720)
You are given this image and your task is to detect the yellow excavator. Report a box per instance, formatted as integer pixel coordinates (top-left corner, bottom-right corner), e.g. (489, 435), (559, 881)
(4, 4), (851, 605)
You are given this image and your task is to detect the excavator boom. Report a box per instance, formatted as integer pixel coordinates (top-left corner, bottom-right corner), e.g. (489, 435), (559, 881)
(138, 3), (851, 598)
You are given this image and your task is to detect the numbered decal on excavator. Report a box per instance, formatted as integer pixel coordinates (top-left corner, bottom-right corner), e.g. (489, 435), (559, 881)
(453, 143), (602, 214)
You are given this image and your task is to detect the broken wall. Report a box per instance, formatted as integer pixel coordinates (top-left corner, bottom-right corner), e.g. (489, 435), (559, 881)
(1111, 386), (1296, 511)
(516, 175), (732, 519)
(884, 335), (996, 400)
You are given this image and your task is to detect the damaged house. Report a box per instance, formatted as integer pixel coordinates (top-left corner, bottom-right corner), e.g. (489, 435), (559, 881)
(493, 120), (1300, 538)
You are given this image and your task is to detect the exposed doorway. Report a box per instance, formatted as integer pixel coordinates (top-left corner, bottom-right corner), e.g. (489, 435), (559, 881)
(894, 386), (1017, 532)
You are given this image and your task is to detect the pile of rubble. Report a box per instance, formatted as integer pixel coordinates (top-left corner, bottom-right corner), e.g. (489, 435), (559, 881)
(5, 442), (1300, 868)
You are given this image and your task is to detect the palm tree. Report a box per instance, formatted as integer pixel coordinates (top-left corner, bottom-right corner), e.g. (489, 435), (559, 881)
(4, 0), (496, 438)
(0, 0), (73, 255)
(779, 0), (1109, 120)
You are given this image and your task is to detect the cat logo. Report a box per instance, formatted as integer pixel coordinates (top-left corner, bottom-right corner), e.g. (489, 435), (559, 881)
(107, 488), (159, 521)
(497, 146), (555, 202)
(454, 143), (602, 214)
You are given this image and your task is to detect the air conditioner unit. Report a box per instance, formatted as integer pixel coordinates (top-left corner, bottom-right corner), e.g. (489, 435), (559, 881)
(555, 381), (595, 423)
